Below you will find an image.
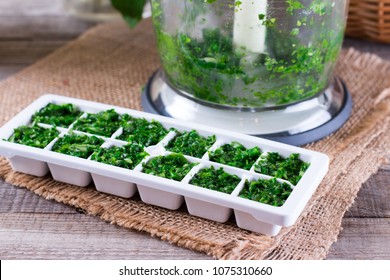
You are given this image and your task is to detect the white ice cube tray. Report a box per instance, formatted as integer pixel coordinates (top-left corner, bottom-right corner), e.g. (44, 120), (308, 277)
(0, 94), (329, 236)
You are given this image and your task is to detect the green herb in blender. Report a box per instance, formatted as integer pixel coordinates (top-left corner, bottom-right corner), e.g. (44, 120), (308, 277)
(142, 153), (196, 181)
(117, 115), (168, 147)
(73, 109), (121, 137)
(91, 143), (149, 170)
(7, 125), (59, 149)
(165, 130), (216, 158)
(239, 177), (292, 207)
(31, 103), (82, 127)
(189, 166), (240, 194)
(209, 141), (261, 170)
(254, 152), (309, 185)
(52, 133), (104, 158)
(151, 0), (346, 108)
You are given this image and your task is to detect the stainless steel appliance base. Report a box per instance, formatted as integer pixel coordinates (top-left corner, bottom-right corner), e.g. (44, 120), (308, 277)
(142, 70), (352, 146)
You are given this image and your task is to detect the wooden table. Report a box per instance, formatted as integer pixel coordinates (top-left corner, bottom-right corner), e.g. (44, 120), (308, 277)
(0, 0), (389, 260)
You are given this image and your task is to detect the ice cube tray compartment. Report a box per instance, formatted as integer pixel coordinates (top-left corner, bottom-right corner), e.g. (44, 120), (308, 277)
(0, 94), (329, 236)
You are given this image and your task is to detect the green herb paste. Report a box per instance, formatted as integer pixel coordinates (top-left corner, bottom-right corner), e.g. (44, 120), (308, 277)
(7, 125), (59, 149)
(117, 115), (168, 147)
(142, 153), (196, 181)
(190, 166), (240, 194)
(32, 103), (82, 127)
(254, 152), (309, 185)
(240, 177), (292, 207)
(151, 0), (346, 108)
(73, 109), (121, 137)
(209, 141), (261, 170)
(52, 133), (104, 159)
(165, 130), (216, 158)
(91, 143), (149, 170)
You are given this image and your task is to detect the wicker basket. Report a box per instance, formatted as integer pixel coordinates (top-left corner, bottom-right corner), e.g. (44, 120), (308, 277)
(346, 0), (390, 43)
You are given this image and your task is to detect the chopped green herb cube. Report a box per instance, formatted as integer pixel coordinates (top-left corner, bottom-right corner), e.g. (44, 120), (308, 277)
(91, 143), (149, 170)
(240, 178), (293, 207)
(73, 109), (121, 137)
(7, 125), (59, 149)
(117, 115), (168, 146)
(209, 141), (261, 170)
(142, 153), (196, 181)
(254, 152), (309, 185)
(31, 103), (82, 127)
(190, 166), (240, 194)
(165, 130), (216, 158)
(52, 133), (104, 159)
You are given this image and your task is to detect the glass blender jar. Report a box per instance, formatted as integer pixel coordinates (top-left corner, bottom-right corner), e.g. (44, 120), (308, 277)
(142, 0), (352, 145)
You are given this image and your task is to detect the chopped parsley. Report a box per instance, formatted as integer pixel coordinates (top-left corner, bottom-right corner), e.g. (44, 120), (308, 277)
(189, 166), (240, 194)
(72, 109), (121, 137)
(152, 0), (345, 107)
(7, 125), (59, 149)
(165, 130), (216, 158)
(142, 153), (196, 181)
(286, 0), (305, 14)
(91, 142), (149, 170)
(31, 103), (82, 127)
(52, 133), (104, 159)
(208, 141), (261, 170)
(240, 178), (293, 207)
(117, 115), (168, 146)
(254, 152), (310, 185)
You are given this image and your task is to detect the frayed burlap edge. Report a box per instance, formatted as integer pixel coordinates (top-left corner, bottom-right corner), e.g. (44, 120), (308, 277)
(0, 157), (277, 259)
(1, 20), (390, 259)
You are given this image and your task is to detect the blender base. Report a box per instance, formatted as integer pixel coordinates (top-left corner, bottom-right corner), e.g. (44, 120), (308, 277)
(141, 70), (352, 146)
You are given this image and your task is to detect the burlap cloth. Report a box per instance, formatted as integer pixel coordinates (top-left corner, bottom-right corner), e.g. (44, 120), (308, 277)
(1, 19), (390, 260)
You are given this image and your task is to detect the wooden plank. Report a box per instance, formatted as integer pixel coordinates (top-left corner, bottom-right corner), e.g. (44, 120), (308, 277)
(326, 218), (390, 260)
(0, 0), (389, 260)
(2, 167), (389, 260)
(0, 179), (78, 214)
(0, 40), (68, 65)
(343, 38), (390, 60)
(0, 65), (25, 81)
(1, 214), (388, 260)
(0, 213), (211, 260)
(327, 164), (390, 259)
(0, 16), (96, 40)
(0, 0), (63, 14)
(344, 167), (390, 218)
(0, 0), (97, 40)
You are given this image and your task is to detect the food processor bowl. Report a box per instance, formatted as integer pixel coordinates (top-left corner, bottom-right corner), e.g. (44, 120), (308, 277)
(142, 0), (351, 146)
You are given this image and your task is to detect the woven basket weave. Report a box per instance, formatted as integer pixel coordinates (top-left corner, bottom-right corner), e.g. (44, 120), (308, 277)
(346, 0), (390, 43)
